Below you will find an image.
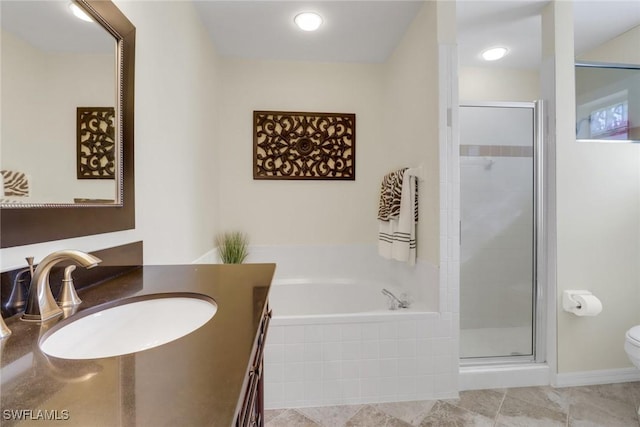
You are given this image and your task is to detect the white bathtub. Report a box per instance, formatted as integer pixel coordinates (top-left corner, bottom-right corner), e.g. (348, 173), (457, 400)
(264, 279), (443, 409)
(269, 279), (428, 319)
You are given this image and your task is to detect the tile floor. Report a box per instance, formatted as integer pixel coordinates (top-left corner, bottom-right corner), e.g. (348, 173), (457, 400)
(265, 382), (640, 426)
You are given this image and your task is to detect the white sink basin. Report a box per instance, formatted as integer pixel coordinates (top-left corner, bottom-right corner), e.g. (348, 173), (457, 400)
(40, 294), (217, 360)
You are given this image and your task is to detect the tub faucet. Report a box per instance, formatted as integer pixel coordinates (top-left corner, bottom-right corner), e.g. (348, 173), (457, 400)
(22, 250), (102, 323)
(381, 289), (410, 310)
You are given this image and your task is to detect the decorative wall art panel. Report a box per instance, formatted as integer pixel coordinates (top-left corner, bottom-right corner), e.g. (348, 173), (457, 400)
(77, 107), (116, 179)
(253, 111), (356, 180)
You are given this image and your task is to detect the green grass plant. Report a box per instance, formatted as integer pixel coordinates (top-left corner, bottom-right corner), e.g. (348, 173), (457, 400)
(216, 231), (249, 264)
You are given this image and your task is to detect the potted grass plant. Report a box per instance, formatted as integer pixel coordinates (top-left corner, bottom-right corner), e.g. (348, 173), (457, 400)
(216, 231), (249, 264)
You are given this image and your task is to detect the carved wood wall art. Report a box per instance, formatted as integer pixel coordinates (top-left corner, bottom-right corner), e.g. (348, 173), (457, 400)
(254, 111), (356, 180)
(77, 107), (116, 179)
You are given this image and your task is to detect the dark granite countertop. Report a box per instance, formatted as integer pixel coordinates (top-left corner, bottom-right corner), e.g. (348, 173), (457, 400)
(0, 263), (275, 427)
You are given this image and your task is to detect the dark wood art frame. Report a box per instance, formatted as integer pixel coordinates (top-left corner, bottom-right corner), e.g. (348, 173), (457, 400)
(77, 107), (116, 179)
(253, 111), (356, 180)
(0, 0), (135, 248)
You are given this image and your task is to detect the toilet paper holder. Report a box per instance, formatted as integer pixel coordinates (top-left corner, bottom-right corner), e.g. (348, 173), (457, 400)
(562, 290), (602, 316)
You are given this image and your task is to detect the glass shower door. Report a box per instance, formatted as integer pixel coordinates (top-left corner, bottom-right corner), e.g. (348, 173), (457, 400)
(459, 103), (538, 360)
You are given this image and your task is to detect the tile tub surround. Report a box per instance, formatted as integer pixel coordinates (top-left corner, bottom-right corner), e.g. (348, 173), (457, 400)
(264, 314), (458, 408)
(265, 381), (640, 426)
(242, 244), (457, 408)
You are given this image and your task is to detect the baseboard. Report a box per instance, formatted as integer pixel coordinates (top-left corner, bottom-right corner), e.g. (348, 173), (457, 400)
(554, 367), (640, 388)
(459, 363), (550, 391)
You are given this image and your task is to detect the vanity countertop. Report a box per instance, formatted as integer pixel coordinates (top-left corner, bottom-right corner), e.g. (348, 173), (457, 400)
(0, 263), (275, 427)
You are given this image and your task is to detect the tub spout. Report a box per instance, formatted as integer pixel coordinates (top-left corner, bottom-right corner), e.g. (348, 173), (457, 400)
(381, 289), (410, 310)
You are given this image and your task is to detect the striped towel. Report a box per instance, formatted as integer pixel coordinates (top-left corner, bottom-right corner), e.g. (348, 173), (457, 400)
(378, 168), (418, 265)
(378, 168), (407, 221)
(1, 170), (29, 197)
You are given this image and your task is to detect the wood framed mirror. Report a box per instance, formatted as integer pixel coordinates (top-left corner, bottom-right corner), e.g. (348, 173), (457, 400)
(0, 0), (135, 248)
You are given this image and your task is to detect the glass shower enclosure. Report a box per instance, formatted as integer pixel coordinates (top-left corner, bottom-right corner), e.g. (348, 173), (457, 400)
(459, 102), (543, 362)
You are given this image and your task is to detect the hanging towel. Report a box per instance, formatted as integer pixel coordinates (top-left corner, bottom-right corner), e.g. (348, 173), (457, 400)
(378, 168), (418, 265)
(1, 170), (29, 197)
(378, 168), (407, 221)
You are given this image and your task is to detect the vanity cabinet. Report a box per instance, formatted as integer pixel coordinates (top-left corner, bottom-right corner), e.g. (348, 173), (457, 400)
(237, 304), (271, 427)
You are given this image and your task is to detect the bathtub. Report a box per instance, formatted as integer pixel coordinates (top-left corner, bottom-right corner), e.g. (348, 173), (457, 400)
(263, 279), (447, 409)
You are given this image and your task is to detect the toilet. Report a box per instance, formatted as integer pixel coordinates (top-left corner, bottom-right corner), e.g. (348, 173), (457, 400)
(625, 325), (640, 369)
(625, 326), (640, 416)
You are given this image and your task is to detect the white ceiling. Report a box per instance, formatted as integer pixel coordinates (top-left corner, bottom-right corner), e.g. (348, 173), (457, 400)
(193, 1), (424, 63)
(195, 0), (640, 68)
(457, 0), (640, 69)
(1, 1), (638, 67)
(1, 1), (114, 54)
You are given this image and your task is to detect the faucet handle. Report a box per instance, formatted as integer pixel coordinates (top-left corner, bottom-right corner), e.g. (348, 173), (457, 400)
(57, 265), (82, 307)
(25, 256), (35, 278)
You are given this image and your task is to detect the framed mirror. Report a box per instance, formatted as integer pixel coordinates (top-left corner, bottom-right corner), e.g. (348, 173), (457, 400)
(575, 62), (640, 143)
(0, 0), (135, 248)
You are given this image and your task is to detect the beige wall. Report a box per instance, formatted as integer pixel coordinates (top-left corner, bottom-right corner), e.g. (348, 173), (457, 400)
(578, 26), (640, 64)
(215, 1), (441, 267)
(383, 0), (440, 264)
(217, 58), (386, 245)
(459, 67), (540, 102)
(553, 4), (640, 373)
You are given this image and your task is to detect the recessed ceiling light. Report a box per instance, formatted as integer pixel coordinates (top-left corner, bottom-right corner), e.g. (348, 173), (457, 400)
(482, 47), (508, 61)
(294, 12), (323, 32)
(69, 3), (94, 22)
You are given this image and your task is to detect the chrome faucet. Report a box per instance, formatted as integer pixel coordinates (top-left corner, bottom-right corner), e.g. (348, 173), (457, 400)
(22, 250), (102, 322)
(381, 288), (410, 310)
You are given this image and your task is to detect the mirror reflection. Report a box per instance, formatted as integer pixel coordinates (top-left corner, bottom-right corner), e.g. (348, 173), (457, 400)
(575, 64), (640, 142)
(0, 1), (119, 206)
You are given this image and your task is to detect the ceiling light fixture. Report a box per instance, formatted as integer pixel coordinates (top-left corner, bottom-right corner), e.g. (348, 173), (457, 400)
(294, 12), (323, 32)
(69, 3), (94, 22)
(482, 47), (508, 61)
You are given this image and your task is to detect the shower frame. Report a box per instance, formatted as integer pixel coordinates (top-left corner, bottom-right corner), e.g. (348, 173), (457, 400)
(458, 100), (546, 366)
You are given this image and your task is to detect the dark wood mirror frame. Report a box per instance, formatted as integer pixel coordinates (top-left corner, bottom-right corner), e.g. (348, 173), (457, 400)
(0, 0), (135, 248)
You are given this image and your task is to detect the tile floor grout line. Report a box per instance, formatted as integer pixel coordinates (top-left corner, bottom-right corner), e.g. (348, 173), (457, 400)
(494, 389), (507, 426)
